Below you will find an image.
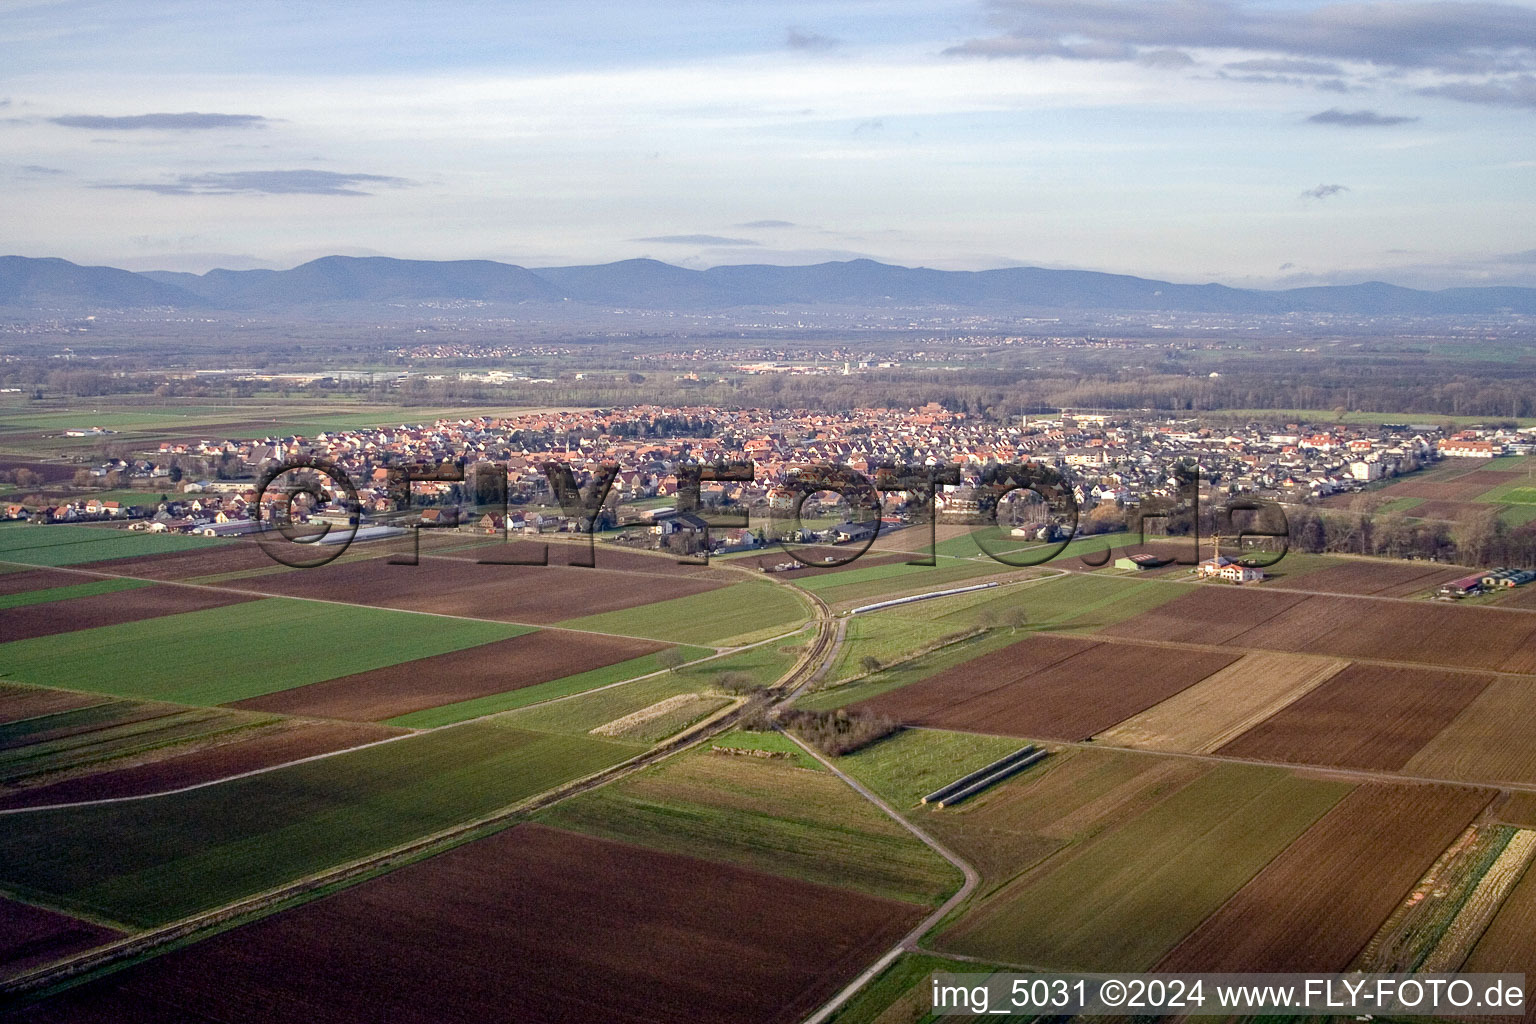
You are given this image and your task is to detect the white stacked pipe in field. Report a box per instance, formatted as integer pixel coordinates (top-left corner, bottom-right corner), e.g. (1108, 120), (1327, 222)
(921, 744), (1036, 805)
(935, 749), (1048, 808)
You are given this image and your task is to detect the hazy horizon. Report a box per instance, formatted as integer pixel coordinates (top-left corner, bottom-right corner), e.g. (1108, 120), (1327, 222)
(5, 0), (1536, 289)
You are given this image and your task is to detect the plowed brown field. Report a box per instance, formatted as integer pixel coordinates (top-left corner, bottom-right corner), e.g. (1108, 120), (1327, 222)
(730, 545), (906, 573)
(436, 539), (720, 575)
(1405, 678), (1536, 786)
(0, 897), (120, 978)
(1158, 783), (1493, 972)
(76, 542), (286, 580)
(1451, 469), (1521, 488)
(0, 585), (257, 642)
(1096, 652), (1347, 753)
(9, 824), (925, 1024)
(1105, 588), (1536, 673)
(1217, 663), (1494, 770)
(856, 633), (1240, 739)
(0, 569), (85, 595)
(231, 631), (664, 721)
(207, 556), (725, 624)
(0, 685), (108, 725)
(1288, 561), (1469, 597)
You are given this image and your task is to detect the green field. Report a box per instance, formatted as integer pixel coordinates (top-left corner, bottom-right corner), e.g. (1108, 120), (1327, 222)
(538, 744), (961, 906)
(503, 641), (804, 735)
(0, 723), (637, 927)
(0, 598), (530, 705)
(555, 579), (809, 646)
(1489, 486), (1536, 505)
(708, 727), (823, 768)
(384, 644), (714, 728)
(0, 576), (150, 610)
(839, 728), (1029, 808)
(935, 763), (1351, 969)
(856, 742), (1197, 894)
(0, 523), (227, 567)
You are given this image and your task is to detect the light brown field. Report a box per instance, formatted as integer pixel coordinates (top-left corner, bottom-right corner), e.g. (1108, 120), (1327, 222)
(869, 524), (979, 553)
(1217, 663), (1494, 771)
(1422, 829), (1536, 972)
(1096, 652), (1347, 753)
(1404, 678), (1536, 786)
(1158, 782), (1494, 972)
(1462, 846), (1536, 1020)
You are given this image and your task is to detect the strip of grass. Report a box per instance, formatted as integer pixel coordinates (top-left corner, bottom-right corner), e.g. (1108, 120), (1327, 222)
(709, 728), (822, 769)
(385, 645), (713, 728)
(0, 523), (227, 567)
(0, 723), (638, 927)
(1378, 496), (1426, 514)
(0, 598), (531, 705)
(538, 746), (960, 906)
(0, 576), (150, 610)
(555, 580), (808, 646)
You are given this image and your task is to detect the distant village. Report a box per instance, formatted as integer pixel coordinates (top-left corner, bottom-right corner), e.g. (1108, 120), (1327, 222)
(7, 405), (1536, 569)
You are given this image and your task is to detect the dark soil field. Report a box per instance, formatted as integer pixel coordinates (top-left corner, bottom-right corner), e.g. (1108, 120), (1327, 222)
(0, 585), (257, 642)
(856, 634), (1240, 739)
(231, 631), (664, 721)
(1157, 782), (1493, 972)
(76, 541), (286, 580)
(730, 545), (907, 574)
(206, 555), (726, 624)
(0, 460), (78, 483)
(0, 568), (87, 595)
(0, 897), (121, 978)
(1287, 561), (1468, 597)
(1376, 479), (1497, 501)
(11, 824), (925, 1024)
(1216, 663), (1495, 770)
(437, 539), (720, 575)
(1452, 469), (1522, 487)
(0, 685), (107, 724)
(0, 721), (404, 809)
(1102, 588), (1310, 646)
(1405, 500), (1489, 521)
(1105, 588), (1536, 673)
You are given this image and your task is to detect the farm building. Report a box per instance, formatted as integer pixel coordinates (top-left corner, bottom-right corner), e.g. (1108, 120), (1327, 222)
(1197, 555), (1233, 577)
(1115, 553), (1166, 571)
(1217, 563), (1266, 584)
(832, 520), (877, 544)
(1481, 568), (1536, 589)
(1438, 574), (1485, 598)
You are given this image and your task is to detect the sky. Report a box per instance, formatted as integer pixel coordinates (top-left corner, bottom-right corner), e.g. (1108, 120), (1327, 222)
(3, 0), (1535, 289)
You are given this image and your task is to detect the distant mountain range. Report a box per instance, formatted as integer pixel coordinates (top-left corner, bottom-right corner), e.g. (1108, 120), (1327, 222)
(3, 253), (1535, 316)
